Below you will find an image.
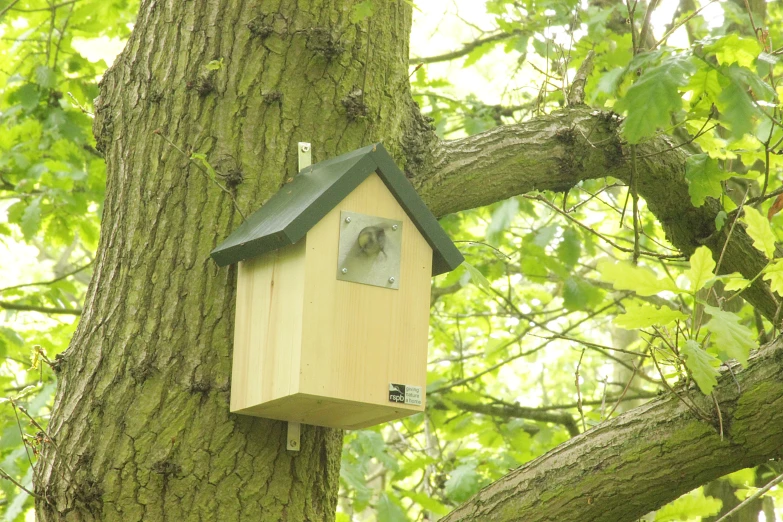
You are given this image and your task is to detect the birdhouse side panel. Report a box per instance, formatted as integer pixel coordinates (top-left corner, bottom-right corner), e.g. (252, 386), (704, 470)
(298, 173), (432, 418)
(231, 241), (306, 413)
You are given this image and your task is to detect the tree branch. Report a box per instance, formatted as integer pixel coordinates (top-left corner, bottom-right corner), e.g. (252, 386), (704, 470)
(411, 30), (525, 65)
(434, 397), (581, 437)
(0, 300), (82, 315)
(442, 339), (783, 522)
(409, 106), (778, 321)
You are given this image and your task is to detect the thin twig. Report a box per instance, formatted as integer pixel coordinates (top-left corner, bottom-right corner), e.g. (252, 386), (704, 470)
(637, 0), (660, 52)
(575, 349), (587, 432)
(0, 301), (81, 315)
(0, 0), (21, 19)
(605, 364), (638, 419)
(453, 240), (512, 260)
(0, 260), (93, 294)
(712, 393), (723, 440)
(0, 466), (41, 499)
(66, 92), (93, 116)
(9, 402), (35, 470)
(653, 0), (718, 50)
(713, 471), (783, 522)
(17, 405), (75, 478)
(648, 344), (711, 422)
(153, 131), (246, 221)
(530, 195), (684, 259)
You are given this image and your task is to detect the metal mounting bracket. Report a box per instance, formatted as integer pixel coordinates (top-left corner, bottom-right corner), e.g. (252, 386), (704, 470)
(287, 421), (301, 452)
(298, 142), (311, 171)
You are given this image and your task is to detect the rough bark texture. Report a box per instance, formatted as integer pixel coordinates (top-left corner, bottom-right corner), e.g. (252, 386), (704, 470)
(442, 338), (783, 522)
(35, 0), (413, 519)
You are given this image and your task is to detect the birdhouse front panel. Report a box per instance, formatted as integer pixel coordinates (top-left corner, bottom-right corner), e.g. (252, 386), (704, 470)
(298, 172), (432, 426)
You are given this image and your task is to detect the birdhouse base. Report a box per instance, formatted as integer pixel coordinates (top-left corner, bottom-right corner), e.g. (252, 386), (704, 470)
(231, 393), (422, 430)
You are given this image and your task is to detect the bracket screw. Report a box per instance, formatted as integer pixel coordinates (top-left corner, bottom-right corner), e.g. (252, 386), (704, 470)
(342, 268), (348, 274)
(345, 216), (351, 223)
(300, 144), (310, 152)
(392, 225), (398, 231)
(388, 277), (395, 284)
(289, 440), (298, 448)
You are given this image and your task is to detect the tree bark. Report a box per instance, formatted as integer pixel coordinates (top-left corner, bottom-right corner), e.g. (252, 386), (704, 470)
(34, 0), (414, 519)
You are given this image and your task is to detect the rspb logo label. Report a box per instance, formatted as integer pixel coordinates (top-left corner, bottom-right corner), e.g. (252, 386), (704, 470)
(388, 383), (422, 406)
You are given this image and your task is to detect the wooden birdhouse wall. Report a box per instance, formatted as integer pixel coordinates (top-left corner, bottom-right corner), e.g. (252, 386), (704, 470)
(230, 172), (433, 429)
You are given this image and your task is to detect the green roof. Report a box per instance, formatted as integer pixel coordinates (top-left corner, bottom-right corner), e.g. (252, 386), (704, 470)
(210, 143), (463, 275)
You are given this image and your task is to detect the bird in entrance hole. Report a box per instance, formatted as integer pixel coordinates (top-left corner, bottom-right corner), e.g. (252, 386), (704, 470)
(357, 225), (387, 257)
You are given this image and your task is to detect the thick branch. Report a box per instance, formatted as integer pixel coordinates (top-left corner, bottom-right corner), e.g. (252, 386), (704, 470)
(442, 339), (783, 522)
(409, 106), (778, 320)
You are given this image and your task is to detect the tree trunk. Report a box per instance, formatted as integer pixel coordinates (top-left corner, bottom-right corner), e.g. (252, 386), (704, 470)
(34, 0), (414, 519)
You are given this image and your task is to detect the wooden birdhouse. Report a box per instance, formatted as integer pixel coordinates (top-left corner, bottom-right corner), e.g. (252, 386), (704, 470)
(211, 143), (463, 431)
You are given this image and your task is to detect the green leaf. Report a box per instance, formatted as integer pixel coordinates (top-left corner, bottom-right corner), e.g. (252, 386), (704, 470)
(190, 153), (217, 181)
(717, 81), (756, 138)
(616, 57), (694, 143)
(763, 258), (783, 296)
(680, 340), (721, 395)
(20, 197), (42, 239)
(685, 246), (715, 292)
(562, 277), (604, 311)
(398, 490), (449, 515)
(486, 197), (518, 245)
(350, 0), (375, 23)
(557, 228), (581, 267)
(35, 66), (56, 89)
(703, 305), (756, 366)
(376, 492), (409, 522)
(596, 259), (680, 296)
(704, 34), (761, 68)
(742, 206), (776, 259)
(654, 488), (722, 521)
(340, 461), (372, 508)
(614, 302), (687, 329)
(205, 58), (223, 71)
(11, 83), (40, 111)
(684, 154), (732, 207)
(720, 272), (750, 291)
(715, 210), (727, 231)
(463, 261), (492, 293)
(445, 463), (480, 502)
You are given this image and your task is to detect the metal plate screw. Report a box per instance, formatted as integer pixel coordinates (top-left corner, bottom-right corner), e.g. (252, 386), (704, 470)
(345, 216), (352, 223)
(300, 144), (310, 152)
(392, 225), (398, 231)
(342, 268), (348, 274)
(388, 277), (395, 283)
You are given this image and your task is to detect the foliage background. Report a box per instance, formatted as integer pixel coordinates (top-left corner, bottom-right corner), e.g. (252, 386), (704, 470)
(1, 0), (783, 520)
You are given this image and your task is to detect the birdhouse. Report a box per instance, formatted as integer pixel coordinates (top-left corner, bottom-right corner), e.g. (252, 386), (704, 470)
(211, 143), (463, 430)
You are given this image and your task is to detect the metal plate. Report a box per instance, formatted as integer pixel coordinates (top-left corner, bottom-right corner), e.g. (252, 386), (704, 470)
(337, 211), (402, 289)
